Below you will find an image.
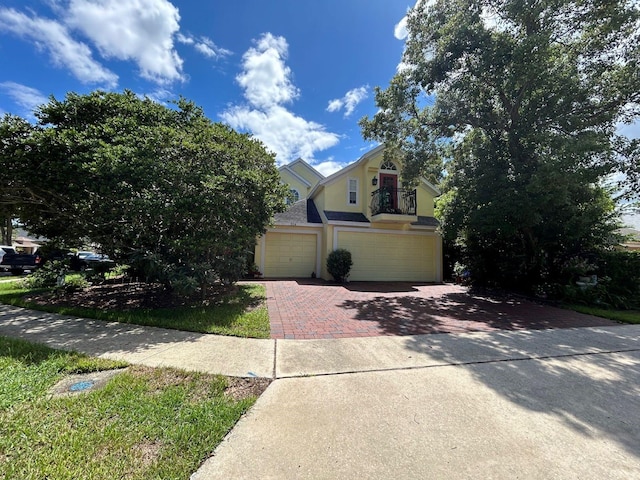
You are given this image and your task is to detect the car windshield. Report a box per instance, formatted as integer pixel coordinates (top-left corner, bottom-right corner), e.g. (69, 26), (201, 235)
(0, 247), (16, 254)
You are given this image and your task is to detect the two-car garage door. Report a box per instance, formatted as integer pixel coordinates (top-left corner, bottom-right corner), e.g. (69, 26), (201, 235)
(263, 232), (318, 278)
(336, 230), (437, 282)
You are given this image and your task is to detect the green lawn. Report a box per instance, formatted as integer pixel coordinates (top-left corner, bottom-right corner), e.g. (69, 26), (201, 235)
(0, 279), (270, 338)
(567, 304), (640, 324)
(0, 336), (263, 479)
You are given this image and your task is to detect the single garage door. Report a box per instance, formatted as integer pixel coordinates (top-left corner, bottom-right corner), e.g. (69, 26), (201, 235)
(264, 232), (317, 278)
(337, 231), (436, 282)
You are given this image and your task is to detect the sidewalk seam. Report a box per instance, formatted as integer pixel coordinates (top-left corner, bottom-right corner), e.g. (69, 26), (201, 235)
(272, 339), (277, 379)
(275, 347), (640, 380)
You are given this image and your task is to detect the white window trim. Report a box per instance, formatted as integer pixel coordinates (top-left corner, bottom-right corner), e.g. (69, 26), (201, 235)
(287, 188), (300, 205)
(347, 177), (359, 206)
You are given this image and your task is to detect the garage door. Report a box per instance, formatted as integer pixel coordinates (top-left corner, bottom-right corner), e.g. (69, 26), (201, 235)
(337, 231), (436, 282)
(264, 232), (317, 278)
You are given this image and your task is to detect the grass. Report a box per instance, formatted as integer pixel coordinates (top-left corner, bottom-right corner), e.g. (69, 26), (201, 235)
(567, 304), (640, 324)
(0, 279), (270, 338)
(0, 336), (262, 479)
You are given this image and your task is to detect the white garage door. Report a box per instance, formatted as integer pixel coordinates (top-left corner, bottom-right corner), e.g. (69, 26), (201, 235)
(337, 231), (436, 282)
(264, 232), (317, 278)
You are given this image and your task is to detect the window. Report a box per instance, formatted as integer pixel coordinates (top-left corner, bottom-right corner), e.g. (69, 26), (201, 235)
(286, 189), (300, 205)
(380, 160), (397, 171)
(348, 178), (358, 205)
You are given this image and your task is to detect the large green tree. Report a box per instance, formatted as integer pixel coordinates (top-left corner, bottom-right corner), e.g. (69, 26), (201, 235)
(0, 114), (39, 245)
(2, 90), (287, 293)
(361, 0), (640, 290)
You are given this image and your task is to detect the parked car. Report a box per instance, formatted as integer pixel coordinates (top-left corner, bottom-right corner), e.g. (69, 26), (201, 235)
(70, 252), (115, 271)
(0, 245), (38, 275)
(83, 253), (115, 268)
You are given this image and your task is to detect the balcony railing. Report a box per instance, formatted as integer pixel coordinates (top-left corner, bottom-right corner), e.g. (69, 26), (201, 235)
(370, 187), (417, 216)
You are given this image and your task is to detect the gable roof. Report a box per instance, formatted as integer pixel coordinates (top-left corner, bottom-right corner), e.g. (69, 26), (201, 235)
(286, 158), (325, 181)
(274, 199), (322, 225)
(278, 165), (312, 188)
(307, 145), (441, 198)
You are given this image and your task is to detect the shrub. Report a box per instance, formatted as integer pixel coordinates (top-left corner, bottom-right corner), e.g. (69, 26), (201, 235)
(555, 250), (640, 309)
(59, 275), (89, 294)
(327, 249), (353, 283)
(23, 260), (68, 289)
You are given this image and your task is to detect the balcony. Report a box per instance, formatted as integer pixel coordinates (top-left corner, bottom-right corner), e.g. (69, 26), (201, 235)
(370, 187), (417, 222)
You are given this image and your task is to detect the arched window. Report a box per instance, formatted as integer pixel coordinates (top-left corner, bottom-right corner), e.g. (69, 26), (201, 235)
(380, 160), (397, 171)
(286, 189), (300, 205)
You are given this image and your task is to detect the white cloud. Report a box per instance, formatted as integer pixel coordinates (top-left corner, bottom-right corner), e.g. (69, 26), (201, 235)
(313, 159), (348, 177)
(176, 32), (194, 45)
(65, 0), (184, 84)
(222, 105), (339, 163)
(0, 82), (48, 114)
(221, 33), (339, 164)
(326, 86), (368, 117)
(236, 33), (299, 110)
(394, 16), (408, 40)
(0, 7), (118, 86)
(178, 32), (232, 59)
(195, 37), (232, 59)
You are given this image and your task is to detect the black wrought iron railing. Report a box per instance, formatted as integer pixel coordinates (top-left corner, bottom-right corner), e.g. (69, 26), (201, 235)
(370, 188), (417, 216)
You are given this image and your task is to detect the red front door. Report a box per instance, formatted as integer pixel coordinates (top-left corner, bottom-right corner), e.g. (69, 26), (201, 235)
(379, 173), (398, 211)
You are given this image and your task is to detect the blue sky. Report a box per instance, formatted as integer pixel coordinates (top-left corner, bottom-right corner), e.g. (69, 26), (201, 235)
(1, 0), (638, 228)
(0, 0), (415, 176)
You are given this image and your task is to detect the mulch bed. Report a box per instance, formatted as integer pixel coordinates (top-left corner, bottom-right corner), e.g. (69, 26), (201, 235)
(23, 281), (238, 311)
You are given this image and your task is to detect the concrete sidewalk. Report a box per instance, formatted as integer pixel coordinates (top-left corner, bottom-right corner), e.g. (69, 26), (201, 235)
(1, 304), (637, 379)
(1, 304), (639, 479)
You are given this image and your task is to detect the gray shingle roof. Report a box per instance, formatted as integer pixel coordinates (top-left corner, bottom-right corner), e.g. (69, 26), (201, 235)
(274, 199), (322, 224)
(324, 211), (370, 223)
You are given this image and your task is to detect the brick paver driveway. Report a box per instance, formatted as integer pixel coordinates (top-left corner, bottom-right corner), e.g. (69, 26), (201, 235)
(264, 280), (618, 339)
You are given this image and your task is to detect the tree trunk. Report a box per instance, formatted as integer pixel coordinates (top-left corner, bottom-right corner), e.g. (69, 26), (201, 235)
(0, 217), (12, 245)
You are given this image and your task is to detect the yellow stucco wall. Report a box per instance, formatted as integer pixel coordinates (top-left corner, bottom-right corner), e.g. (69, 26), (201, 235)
(319, 148), (437, 220)
(290, 162), (322, 188)
(279, 169), (310, 199)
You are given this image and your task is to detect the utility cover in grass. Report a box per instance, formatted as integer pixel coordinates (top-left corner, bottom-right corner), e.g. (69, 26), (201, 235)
(49, 368), (127, 398)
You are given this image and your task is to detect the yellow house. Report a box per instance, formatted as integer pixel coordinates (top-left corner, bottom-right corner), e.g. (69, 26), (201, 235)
(255, 145), (443, 282)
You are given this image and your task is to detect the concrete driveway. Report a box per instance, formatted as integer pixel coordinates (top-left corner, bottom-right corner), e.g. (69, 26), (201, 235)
(194, 325), (640, 480)
(265, 280), (617, 339)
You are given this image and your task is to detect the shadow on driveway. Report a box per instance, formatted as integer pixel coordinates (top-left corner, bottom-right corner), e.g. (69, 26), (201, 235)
(266, 280), (618, 339)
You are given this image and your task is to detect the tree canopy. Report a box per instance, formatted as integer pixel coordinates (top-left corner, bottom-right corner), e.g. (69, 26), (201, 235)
(1, 90), (287, 292)
(361, 0), (640, 291)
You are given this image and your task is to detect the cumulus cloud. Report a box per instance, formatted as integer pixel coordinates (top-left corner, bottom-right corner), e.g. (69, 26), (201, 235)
(394, 16), (408, 40)
(236, 33), (299, 110)
(221, 33), (339, 164)
(0, 7), (118, 86)
(177, 32), (232, 59)
(313, 159), (348, 177)
(326, 86), (368, 117)
(65, 0), (183, 84)
(0, 82), (48, 113)
(223, 105), (339, 162)
(0, 0), (187, 86)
